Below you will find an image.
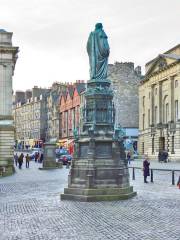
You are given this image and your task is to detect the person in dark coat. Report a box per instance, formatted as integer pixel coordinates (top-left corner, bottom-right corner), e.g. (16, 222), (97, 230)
(177, 176), (180, 189)
(18, 153), (24, 169)
(35, 152), (38, 162)
(158, 151), (163, 162)
(40, 153), (43, 163)
(127, 152), (131, 164)
(143, 155), (150, 183)
(163, 150), (168, 162)
(14, 153), (18, 166)
(25, 154), (30, 168)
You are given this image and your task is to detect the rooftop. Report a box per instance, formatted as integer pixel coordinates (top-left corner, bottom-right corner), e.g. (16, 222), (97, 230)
(0, 29), (7, 32)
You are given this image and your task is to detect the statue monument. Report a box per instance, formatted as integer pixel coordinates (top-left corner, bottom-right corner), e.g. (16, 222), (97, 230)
(61, 23), (136, 201)
(0, 29), (19, 176)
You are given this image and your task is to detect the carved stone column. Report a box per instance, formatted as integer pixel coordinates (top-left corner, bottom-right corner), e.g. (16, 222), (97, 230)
(158, 82), (163, 124)
(151, 85), (155, 125)
(169, 76), (175, 122)
(0, 29), (18, 176)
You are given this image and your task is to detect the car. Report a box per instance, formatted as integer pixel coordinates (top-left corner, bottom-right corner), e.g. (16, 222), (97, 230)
(30, 148), (43, 160)
(56, 148), (68, 157)
(58, 154), (72, 165)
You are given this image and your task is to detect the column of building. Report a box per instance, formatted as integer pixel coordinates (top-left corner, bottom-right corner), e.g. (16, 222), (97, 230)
(0, 29), (18, 175)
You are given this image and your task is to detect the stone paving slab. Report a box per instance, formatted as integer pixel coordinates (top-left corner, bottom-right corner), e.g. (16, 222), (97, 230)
(0, 162), (180, 240)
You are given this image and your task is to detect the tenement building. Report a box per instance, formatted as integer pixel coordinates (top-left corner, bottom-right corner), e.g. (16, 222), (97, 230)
(59, 81), (85, 152)
(46, 82), (67, 142)
(13, 87), (49, 148)
(139, 44), (180, 161)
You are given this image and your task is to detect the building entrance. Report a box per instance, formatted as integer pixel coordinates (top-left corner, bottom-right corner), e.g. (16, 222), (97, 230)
(159, 137), (165, 151)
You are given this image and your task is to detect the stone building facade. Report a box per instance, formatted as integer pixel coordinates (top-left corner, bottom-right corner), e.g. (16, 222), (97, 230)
(59, 81), (85, 149)
(13, 87), (49, 148)
(139, 44), (180, 161)
(46, 82), (67, 142)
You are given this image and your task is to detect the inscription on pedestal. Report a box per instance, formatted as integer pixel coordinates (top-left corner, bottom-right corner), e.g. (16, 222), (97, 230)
(47, 149), (54, 158)
(80, 143), (89, 158)
(95, 142), (112, 158)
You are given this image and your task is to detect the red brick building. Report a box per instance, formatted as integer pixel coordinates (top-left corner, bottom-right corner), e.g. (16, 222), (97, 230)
(59, 81), (85, 153)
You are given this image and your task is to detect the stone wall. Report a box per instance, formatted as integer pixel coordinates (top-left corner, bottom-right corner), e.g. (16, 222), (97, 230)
(108, 62), (142, 128)
(0, 126), (14, 176)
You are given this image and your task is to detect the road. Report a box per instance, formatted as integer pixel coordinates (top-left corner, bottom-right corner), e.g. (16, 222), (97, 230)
(0, 161), (180, 240)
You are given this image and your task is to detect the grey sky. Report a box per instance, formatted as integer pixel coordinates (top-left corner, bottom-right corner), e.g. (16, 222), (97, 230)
(0, 0), (179, 91)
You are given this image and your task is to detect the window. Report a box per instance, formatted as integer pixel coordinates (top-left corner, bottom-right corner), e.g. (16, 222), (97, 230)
(154, 106), (158, 124)
(152, 138), (154, 154)
(142, 114), (145, 130)
(142, 142), (144, 154)
(171, 136), (175, 154)
(155, 88), (157, 95)
(175, 100), (178, 121)
(143, 96), (145, 107)
(175, 80), (178, 88)
(165, 103), (169, 123)
(148, 109), (150, 126)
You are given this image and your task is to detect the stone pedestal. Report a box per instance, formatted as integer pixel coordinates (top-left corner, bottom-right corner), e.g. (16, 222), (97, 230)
(61, 136), (136, 201)
(0, 29), (18, 176)
(39, 142), (62, 170)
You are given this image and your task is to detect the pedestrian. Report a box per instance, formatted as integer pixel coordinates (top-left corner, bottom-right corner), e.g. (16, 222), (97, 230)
(40, 153), (43, 163)
(127, 151), (131, 164)
(163, 150), (168, 163)
(143, 154), (150, 183)
(177, 176), (180, 189)
(18, 153), (24, 169)
(14, 153), (18, 166)
(25, 154), (30, 168)
(158, 150), (162, 162)
(35, 152), (38, 162)
(37, 152), (40, 163)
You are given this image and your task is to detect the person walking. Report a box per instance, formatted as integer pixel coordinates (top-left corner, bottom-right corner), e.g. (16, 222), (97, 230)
(163, 150), (168, 163)
(40, 153), (44, 163)
(14, 153), (18, 166)
(177, 176), (180, 189)
(25, 154), (30, 168)
(158, 150), (163, 162)
(35, 152), (38, 162)
(143, 154), (150, 183)
(18, 153), (24, 169)
(127, 152), (131, 164)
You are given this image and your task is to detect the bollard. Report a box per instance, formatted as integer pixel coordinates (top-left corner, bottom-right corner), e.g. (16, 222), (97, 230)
(150, 169), (153, 183)
(172, 170), (175, 185)
(132, 167), (135, 180)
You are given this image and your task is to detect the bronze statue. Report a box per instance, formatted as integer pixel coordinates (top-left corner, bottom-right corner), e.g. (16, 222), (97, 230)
(87, 23), (110, 80)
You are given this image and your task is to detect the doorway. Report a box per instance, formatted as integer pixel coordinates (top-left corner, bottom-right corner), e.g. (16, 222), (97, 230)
(159, 137), (165, 151)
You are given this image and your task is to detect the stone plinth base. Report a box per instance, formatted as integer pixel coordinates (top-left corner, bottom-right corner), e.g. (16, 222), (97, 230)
(0, 125), (15, 177)
(39, 161), (63, 170)
(61, 186), (136, 202)
(40, 142), (62, 170)
(61, 137), (136, 202)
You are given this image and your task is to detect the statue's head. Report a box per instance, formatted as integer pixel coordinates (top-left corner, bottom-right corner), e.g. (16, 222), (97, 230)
(95, 23), (103, 30)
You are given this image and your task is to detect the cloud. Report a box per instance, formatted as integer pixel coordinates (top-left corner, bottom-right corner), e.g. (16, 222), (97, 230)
(0, 0), (179, 90)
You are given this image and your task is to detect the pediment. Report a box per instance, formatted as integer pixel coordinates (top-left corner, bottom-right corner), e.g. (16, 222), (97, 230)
(145, 54), (180, 79)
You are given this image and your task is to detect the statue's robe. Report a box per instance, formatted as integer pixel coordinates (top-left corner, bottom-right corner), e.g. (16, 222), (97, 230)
(87, 28), (110, 80)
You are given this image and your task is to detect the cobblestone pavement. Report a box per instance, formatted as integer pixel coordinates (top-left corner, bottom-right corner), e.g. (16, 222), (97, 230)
(0, 161), (180, 240)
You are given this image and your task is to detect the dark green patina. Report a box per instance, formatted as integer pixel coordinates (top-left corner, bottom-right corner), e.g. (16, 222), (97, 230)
(61, 23), (136, 201)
